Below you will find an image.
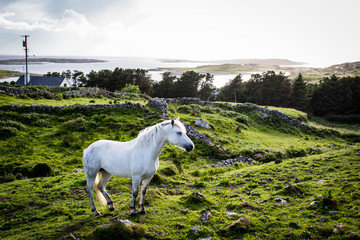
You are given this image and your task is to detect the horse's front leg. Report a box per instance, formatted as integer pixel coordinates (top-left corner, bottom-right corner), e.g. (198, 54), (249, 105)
(130, 177), (141, 215)
(139, 176), (153, 214)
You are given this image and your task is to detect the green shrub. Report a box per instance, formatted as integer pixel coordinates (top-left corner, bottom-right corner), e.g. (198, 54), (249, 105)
(32, 163), (52, 177)
(235, 114), (249, 125)
(121, 84), (141, 94)
(177, 105), (191, 114)
(159, 166), (177, 176)
(92, 222), (145, 240)
(286, 148), (307, 158)
(0, 126), (19, 139)
(0, 120), (26, 130)
(64, 117), (96, 132)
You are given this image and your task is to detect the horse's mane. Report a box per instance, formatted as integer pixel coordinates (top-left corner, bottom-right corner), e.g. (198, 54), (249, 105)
(136, 120), (185, 146)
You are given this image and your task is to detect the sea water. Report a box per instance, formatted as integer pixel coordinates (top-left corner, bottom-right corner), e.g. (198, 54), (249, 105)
(0, 55), (253, 87)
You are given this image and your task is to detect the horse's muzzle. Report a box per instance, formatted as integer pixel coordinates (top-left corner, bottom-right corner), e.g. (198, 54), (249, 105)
(185, 144), (194, 152)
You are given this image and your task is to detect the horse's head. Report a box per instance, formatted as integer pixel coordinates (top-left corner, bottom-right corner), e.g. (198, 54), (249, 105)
(165, 118), (194, 152)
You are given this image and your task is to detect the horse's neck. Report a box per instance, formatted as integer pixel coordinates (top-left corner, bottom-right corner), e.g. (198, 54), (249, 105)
(135, 126), (167, 161)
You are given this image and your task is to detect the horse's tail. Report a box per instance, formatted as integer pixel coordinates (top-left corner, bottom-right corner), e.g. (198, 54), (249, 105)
(94, 173), (107, 206)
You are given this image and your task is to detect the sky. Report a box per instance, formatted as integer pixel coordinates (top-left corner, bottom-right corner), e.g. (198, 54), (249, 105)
(0, 0), (359, 66)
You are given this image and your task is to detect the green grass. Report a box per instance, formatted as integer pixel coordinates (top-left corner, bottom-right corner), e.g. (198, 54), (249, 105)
(0, 94), (359, 239)
(0, 93), (148, 106)
(0, 70), (22, 79)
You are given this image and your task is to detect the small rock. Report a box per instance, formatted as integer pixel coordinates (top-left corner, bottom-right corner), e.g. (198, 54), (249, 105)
(63, 233), (78, 240)
(193, 191), (205, 199)
(275, 159), (282, 164)
(310, 201), (319, 207)
(199, 237), (212, 240)
(289, 221), (300, 229)
(228, 217), (251, 230)
(226, 212), (239, 217)
(192, 225), (201, 234)
(251, 193), (261, 197)
(100, 224), (111, 228)
(113, 219), (133, 226)
(199, 210), (212, 223)
(194, 119), (211, 129)
(320, 217), (328, 222)
(274, 197), (288, 205)
(283, 184), (298, 193)
(317, 195), (323, 199)
(314, 179), (326, 184)
(329, 211), (341, 214)
(333, 223), (347, 233)
(294, 178), (301, 183)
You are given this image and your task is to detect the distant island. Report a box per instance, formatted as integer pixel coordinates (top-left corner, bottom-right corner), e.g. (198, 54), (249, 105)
(0, 58), (106, 65)
(159, 58), (305, 66)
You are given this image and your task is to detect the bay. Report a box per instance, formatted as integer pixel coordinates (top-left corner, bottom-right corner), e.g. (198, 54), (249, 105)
(0, 55), (251, 87)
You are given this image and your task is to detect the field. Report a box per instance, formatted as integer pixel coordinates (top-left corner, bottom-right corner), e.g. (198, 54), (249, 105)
(0, 92), (359, 239)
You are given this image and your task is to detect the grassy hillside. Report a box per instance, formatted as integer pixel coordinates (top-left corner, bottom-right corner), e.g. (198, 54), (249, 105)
(0, 94), (359, 239)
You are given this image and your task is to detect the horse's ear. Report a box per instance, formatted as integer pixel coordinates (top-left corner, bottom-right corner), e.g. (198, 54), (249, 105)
(176, 116), (180, 121)
(171, 118), (175, 126)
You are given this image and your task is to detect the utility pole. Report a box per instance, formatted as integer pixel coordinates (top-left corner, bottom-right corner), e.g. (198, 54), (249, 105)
(21, 35), (30, 85)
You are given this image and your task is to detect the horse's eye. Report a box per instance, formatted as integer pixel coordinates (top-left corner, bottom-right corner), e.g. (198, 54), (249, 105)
(177, 132), (182, 136)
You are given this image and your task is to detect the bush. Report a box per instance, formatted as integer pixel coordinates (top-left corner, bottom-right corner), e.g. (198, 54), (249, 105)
(92, 222), (145, 240)
(177, 105), (191, 114)
(159, 166), (177, 176)
(0, 120), (26, 131)
(121, 84), (141, 94)
(0, 126), (19, 139)
(64, 117), (96, 132)
(32, 163), (52, 177)
(235, 114), (249, 125)
(286, 148), (307, 158)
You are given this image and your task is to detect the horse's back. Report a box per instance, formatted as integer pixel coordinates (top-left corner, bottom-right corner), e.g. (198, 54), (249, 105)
(83, 139), (133, 177)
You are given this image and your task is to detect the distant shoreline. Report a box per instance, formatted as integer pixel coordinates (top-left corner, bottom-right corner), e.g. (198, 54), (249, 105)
(0, 58), (106, 65)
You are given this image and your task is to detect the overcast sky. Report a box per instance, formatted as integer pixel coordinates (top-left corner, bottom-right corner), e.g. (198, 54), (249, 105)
(0, 0), (359, 66)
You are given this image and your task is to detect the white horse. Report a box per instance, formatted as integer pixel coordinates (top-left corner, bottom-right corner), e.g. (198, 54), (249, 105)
(83, 118), (194, 216)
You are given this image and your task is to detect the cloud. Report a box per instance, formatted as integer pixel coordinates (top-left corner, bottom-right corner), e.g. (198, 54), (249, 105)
(0, 9), (94, 34)
(0, 11), (53, 31)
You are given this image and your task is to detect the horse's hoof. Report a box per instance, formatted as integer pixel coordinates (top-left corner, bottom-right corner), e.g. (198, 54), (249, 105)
(130, 209), (138, 216)
(139, 209), (146, 214)
(109, 205), (115, 211)
(93, 210), (101, 216)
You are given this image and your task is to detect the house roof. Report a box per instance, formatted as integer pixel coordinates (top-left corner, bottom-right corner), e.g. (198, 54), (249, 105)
(16, 76), (66, 87)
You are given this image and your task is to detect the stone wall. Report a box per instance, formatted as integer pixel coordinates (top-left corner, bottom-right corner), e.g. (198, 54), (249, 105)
(1, 102), (146, 113)
(0, 85), (39, 96)
(148, 97), (307, 127)
(243, 102), (308, 127)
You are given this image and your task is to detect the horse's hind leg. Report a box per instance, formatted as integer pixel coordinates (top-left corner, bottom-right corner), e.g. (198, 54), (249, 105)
(85, 173), (101, 216)
(99, 170), (114, 211)
(139, 176), (153, 214)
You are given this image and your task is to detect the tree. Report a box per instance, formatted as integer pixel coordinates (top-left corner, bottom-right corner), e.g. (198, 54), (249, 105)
(175, 71), (204, 97)
(290, 73), (308, 111)
(199, 73), (216, 101)
(261, 71), (291, 107)
(61, 70), (72, 79)
(218, 74), (243, 102)
(72, 70), (86, 87)
(43, 72), (60, 77)
(310, 75), (349, 115)
(153, 72), (177, 97)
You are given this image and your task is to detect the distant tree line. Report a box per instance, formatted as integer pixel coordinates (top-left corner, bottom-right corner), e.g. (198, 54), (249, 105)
(217, 72), (360, 117)
(43, 68), (359, 117)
